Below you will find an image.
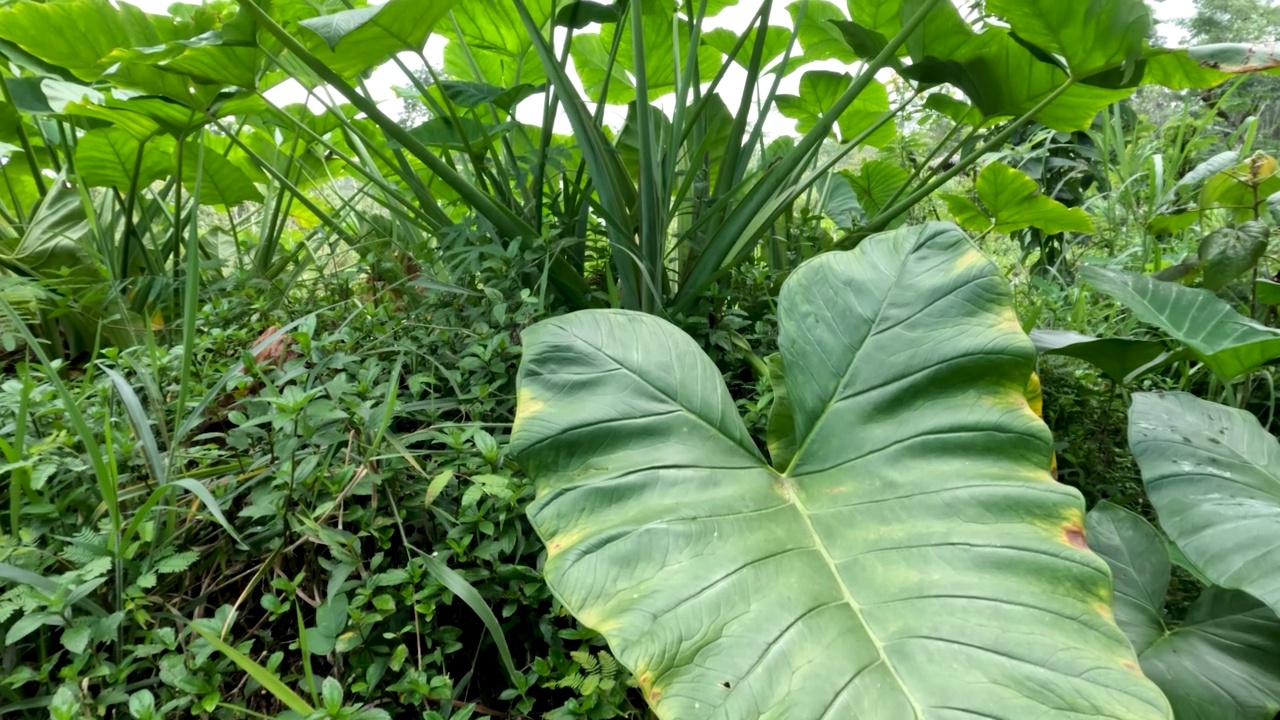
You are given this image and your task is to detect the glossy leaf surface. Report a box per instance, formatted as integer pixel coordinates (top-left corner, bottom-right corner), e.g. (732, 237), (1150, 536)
(1130, 392), (1280, 617)
(1088, 500), (1280, 720)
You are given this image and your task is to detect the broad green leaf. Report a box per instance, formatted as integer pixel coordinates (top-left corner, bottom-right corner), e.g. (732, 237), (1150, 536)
(1141, 50), (1234, 91)
(986, 0), (1151, 80)
(74, 128), (174, 190)
(1088, 501), (1280, 720)
(923, 92), (983, 126)
(788, 0), (855, 63)
(764, 353), (797, 470)
(1142, 588), (1280, 720)
(1085, 502), (1169, 654)
(703, 26), (792, 69)
(1146, 210), (1199, 236)
(0, 0), (152, 81)
(1029, 329), (1167, 383)
(434, 81), (541, 112)
(511, 223), (1171, 720)
(947, 162), (1094, 235)
(899, 2), (1131, 132)
(1130, 391), (1280, 618)
(298, 0), (457, 77)
(554, 1), (621, 28)
(1257, 279), (1280, 305)
(817, 172), (863, 229)
(570, 3), (722, 105)
(844, 159), (909, 229)
(849, 0), (901, 38)
(1082, 266), (1280, 380)
(181, 141), (262, 206)
(775, 71), (894, 146)
(445, 0), (553, 88)
(406, 117), (515, 150)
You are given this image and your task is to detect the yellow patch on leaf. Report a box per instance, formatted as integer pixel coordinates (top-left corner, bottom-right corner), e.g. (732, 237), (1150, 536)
(513, 387), (544, 435)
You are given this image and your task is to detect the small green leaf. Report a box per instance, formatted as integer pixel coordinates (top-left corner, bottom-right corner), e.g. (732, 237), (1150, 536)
(1029, 329), (1168, 383)
(970, 162), (1095, 235)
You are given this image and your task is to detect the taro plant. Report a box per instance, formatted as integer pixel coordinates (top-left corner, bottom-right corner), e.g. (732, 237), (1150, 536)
(509, 222), (1172, 719)
(1080, 390), (1280, 719)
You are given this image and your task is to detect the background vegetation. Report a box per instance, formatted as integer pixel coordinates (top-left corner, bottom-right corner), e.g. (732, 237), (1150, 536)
(2, 0), (1280, 717)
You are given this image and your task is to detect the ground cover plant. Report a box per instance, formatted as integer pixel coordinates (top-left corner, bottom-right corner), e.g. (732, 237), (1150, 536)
(3, 0), (1280, 718)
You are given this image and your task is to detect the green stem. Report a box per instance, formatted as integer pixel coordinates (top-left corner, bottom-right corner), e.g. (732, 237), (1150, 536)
(866, 78), (1079, 234)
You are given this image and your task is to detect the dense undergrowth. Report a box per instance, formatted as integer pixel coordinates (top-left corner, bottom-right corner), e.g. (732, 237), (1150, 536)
(6, 0), (1280, 716)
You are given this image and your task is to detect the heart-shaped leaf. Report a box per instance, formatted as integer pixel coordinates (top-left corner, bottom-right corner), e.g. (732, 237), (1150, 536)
(1130, 392), (1280, 618)
(1088, 499), (1280, 720)
(511, 223), (1170, 720)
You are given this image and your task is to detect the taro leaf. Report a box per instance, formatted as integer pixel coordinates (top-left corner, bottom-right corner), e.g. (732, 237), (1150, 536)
(830, 20), (890, 61)
(787, 0), (855, 63)
(74, 128), (174, 191)
(510, 222), (1171, 720)
(1197, 222), (1269, 291)
(985, 0), (1151, 81)
(851, 0), (902, 38)
(407, 117), (514, 151)
(923, 92), (983, 126)
(0, 0), (148, 81)
(844, 159), (909, 230)
(1088, 500), (1280, 720)
(435, 81), (541, 112)
(764, 353), (796, 471)
(1130, 392), (1280, 616)
(569, 2), (721, 106)
(1141, 49), (1235, 91)
(554, 0), (620, 29)
(181, 141), (262, 206)
(774, 71), (894, 147)
(1082, 266), (1280, 381)
(445, 0), (553, 88)
(1188, 42), (1280, 73)
(1142, 587), (1280, 720)
(817, 172), (863, 230)
(298, 0), (456, 77)
(1257, 279), (1280, 305)
(1085, 502), (1170, 654)
(944, 162), (1094, 235)
(703, 26), (792, 69)
(898, 1), (1131, 132)
(1029, 329), (1167, 383)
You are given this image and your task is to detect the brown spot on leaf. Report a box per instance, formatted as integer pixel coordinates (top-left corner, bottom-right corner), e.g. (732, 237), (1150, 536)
(649, 688), (662, 703)
(1094, 602), (1114, 621)
(1123, 660), (1141, 674)
(1063, 523), (1088, 550)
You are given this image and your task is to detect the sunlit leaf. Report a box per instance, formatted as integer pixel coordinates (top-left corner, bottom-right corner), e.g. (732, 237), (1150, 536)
(75, 128), (174, 190)
(511, 223), (1171, 720)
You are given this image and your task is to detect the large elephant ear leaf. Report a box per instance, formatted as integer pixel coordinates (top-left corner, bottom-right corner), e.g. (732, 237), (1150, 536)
(1088, 501), (1280, 720)
(1130, 391), (1280, 617)
(511, 223), (1171, 720)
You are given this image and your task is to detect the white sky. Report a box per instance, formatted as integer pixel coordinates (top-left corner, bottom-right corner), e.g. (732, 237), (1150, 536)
(124, 0), (1199, 132)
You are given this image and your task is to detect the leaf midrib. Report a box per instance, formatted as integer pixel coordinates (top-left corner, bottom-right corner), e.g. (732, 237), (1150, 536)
(568, 318), (926, 716)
